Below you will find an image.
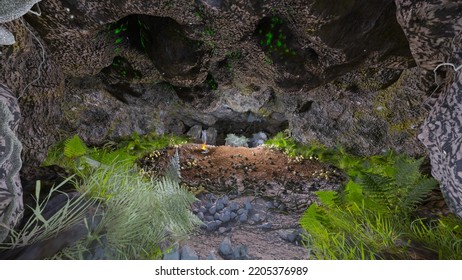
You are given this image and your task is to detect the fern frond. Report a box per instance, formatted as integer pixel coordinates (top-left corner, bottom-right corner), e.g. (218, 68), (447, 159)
(358, 172), (393, 205)
(64, 135), (87, 158)
(394, 157), (424, 187)
(400, 177), (438, 210)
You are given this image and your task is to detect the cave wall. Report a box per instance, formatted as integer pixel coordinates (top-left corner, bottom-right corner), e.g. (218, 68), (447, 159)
(395, 0), (462, 219)
(0, 0), (428, 172)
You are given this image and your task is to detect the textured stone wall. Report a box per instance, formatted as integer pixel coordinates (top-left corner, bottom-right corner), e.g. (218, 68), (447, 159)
(0, 84), (23, 242)
(395, 0), (462, 218)
(0, 0), (431, 169)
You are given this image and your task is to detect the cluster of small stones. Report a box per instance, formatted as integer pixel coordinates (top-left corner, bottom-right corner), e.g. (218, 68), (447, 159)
(192, 193), (284, 233)
(163, 193), (307, 260)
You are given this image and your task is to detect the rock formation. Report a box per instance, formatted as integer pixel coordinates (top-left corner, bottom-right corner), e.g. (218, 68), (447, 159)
(395, 0), (462, 219)
(0, 0), (461, 218)
(0, 84), (23, 242)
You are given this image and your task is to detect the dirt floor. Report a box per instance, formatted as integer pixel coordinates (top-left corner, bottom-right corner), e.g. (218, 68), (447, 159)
(139, 143), (451, 260)
(139, 143), (346, 212)
(138, 143), (347, 259)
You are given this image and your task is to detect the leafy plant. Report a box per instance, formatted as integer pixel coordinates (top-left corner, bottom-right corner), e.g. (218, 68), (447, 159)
(39, 132), (199, 259)
(265, 133), (462, 259)
(53, 152), (201, 259)
(43, 132), (188, 172)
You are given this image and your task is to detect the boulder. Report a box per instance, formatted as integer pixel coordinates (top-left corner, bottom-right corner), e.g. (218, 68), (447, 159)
(0, 84), (23, 243)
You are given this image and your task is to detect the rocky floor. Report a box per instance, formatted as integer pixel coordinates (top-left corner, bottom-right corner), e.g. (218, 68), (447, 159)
(138, 144), (347, 260)
(139, 144), (346, 212)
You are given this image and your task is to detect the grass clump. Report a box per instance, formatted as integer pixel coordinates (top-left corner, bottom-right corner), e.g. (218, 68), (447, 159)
(30, 133), (200, 259)
(266, 132), (462, 259)
(53, 155), (201, 259)
(0, 178), (96, 253)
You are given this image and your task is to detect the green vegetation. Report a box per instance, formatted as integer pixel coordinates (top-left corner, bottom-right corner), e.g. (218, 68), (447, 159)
(205, 74), (218, 91)
(52, 152), (201, 259)
(256, 16), (297, 59)
(7, 132), (198, 259)
(43, 132), (187, 171)
(265, 132), (462, 259)
(0, 178), (96, 251)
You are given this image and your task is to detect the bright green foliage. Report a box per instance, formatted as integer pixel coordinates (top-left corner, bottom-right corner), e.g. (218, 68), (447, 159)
(43, 132), (188, 172)
(266, 133), (462, 259)
(39, 132), (199, 259)
(63, 134), (88, 158)
(54, 157), (201, 259)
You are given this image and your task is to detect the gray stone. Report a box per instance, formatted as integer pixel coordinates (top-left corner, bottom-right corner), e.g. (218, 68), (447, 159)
(219, 211), (231, 223)
(205, 127), (218, 145)
(216, 200), (225, 211)
(163, 244), (180, 260)
(180, 245), (198, 260)
(209, 205), (217, 215)
(260, 222), (272, 230)
(204, 215), (214, 222)
(219, 237), (233, 259)
(207, 251), (218, 260)
(251, 213), (262, 223)
(273, 200), (280, 208)
(239, 213), (248, 222)
(214, 213), (220, 220)
(237, 208), (245, 215)
(287, 232), (299, 243)
(199, 206), (207, 213)
(0, 85), (23, 243)
(232, 245), (249, 260)
(196, 212), (204, 220)
(206, 221), (218, 231)
(221, 195), (229, 205)
(218, 227), (228, 234)
(249, 132), (268, 147)
(278, 230), (291, 241)
(245, 198), (252, 210)
(186, 124), (202, 142)
(230, 212), (237, 220)
(230, 202), (239, 211)
(266, 201), (274, 208)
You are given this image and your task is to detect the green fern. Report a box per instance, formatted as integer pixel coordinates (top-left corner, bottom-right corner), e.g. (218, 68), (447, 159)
(263, 134), (461, 259)
(63, 135), (88, 159)
(53, 152), (201, 259)
(394, 157), (424, 187)
(400, 177), (438, 211)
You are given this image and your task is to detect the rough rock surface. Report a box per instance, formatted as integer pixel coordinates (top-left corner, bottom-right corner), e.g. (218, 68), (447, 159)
(0, 0), (424, 173)
(395, 0), (462, 219)
(0, 0), (461, 219)
(0, 84), (23, 243)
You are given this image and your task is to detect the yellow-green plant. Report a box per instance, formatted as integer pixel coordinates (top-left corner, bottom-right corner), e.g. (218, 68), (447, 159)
(265, 133), (462, 259)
